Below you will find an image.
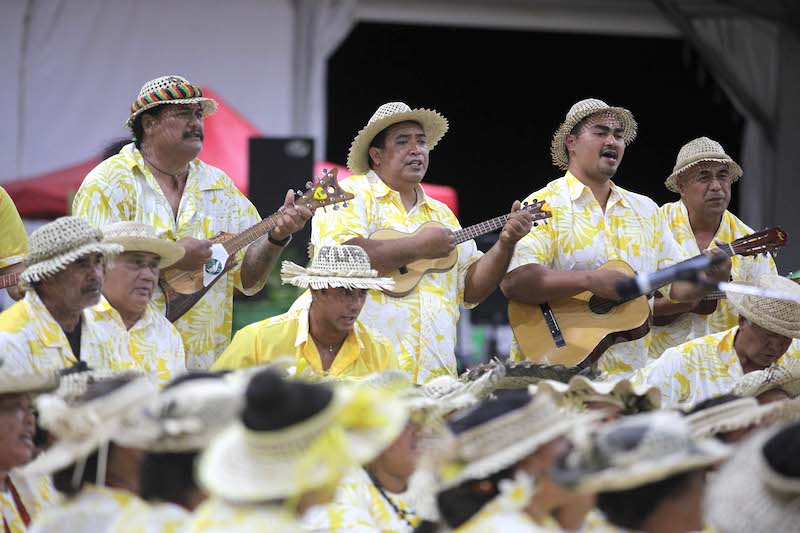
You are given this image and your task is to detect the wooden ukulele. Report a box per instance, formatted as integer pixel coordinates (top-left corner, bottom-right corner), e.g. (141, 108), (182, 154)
(507, 226), (788, 368)
(369, 200), (552, 297)
(0, 272), (20, 290)
(653, 226), (788, 326)
(159, 168), (354, 322)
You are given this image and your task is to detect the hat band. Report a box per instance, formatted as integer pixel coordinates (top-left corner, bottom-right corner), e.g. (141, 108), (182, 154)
(130, 83), (205, 114)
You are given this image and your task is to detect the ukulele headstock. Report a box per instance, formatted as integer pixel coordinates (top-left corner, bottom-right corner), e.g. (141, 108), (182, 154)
(295, 168), (355, 212)
(729, 226), (788, 257)
(522, 199), (553, 227)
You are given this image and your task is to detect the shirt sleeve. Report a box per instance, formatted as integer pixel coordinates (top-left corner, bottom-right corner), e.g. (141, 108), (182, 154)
(211, 325), (259, 370)
(629, 346), (688, 408)
(507, 189), (556, 272)
(72, 162), (137, 227)
(0, 188), (28, 268)
(311, 179), (370, 247)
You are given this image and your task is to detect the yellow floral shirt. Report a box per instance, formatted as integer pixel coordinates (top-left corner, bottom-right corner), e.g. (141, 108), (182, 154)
(29, 485), (139, 533)
(212, 303), (401, 378)
(72, 143), (265, 370)
(1, 473), (59, 533)
(303, 467), (419, 532)
(453, 484), (559, 533)
(0, 291), (136, 374)
(508, 173), (689, 376)
(647, 201), (777, 359)
(108, 498), (189, 533)
(0, 187), (27, 268)
(184, 498), (302, 532)
(87, 299), (186, 386)
(293, 171), (483, 383)
(631, 327), (800, 409)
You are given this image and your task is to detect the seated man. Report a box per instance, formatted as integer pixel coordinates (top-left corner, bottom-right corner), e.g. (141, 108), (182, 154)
(631, 274), (800, 409)
(213, 245), (403, 378)
(0, 217), (133, 373)
(88, 222), (187, 385)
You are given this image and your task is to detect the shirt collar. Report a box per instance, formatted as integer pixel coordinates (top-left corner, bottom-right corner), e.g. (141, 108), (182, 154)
(121, 143), (219, 192)
(721, 326), (742, 369)
(677, 200), (735, 246)
(295, 303), (365, 376)
(26, 290), (92, 348)
(366, 170), (428, 206)
(564, 171), (626, 208)
(92, 297), (153, 330)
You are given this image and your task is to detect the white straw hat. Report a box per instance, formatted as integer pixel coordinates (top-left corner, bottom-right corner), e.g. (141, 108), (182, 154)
(686, 397), (798, 439)
(550, 98), (637, 170)
(347, 102), (448, 174)
(281, 244), (394, 291)
(665, 137), (743, 193)
(727, 274), (800, 339)
(53, 367), (147, 406)
(0, 357), (59, 395)
(124, 75), (217, 130)
(21, 217), (123, 284)
(102, 221), (185, 268)
(731, 366), (800, 399)
(532, 375), (661, 412)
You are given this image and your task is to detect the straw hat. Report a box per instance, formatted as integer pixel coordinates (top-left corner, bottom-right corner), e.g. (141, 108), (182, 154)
(460, 358), (599, 390)
(346, 102), (448, 174)
(21, 217), (123, 284)
(552, 411), (729, 493)
(550, 98), (637, 170)
(21, 377), (158, 477)
(731, 366), (800, 399)
(706, 424), (800, 533)
(0, 357), (60, 395)
(727, 274), (800, 339)
(102, 221), (184, 268)
(532, 375), (661, 412)
(54, 365), (147, 405)
(664, 137), (743, 193)
(281, 244), (394, 291)
(686, 397), (797, 439)
(124, 75), (217, 130)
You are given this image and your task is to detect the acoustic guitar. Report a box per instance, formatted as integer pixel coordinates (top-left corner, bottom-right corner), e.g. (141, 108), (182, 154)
(159, 168), (354, 322)
(507, 226), (788, 368)
(0, 272), (20, 290)
(369, 200), (552, 297)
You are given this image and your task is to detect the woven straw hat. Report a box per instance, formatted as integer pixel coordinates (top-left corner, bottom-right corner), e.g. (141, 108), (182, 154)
(346, 102), (448, 174)
(460, 358), (599, 390)
(686, 397), (797, 439)
(532, 375), (661, 412)
(552, 411), (730, 493)
(0, 357), (60, 395)
(103, 221), (184, 268)
(665, 137), (743, 193)
(727, 274), (800, 338)
(21, 377), (158, 477)
(124, 75), (217, 130)
(550, 98), (637, 170)
(281, 244), (394, 291)
(21, 217), (123, 284)
(731, 366), (800, 399)
(197, 383), (408, 502)
(54, 366), (147, 406)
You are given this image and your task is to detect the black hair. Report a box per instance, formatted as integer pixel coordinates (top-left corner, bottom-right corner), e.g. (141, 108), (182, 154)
(100, 137), (134, 161)
(434, 467), (516, 528)
(138, 451), (198, 506)
(164, 371), (226, 390)
(367, 129), (389, 170)
(684, 394), (742, 415)
(448, 390), (531, 434)
(763, 421), (800, 478)
(242, 369), (333, 431)
(132, 106), (166, 149)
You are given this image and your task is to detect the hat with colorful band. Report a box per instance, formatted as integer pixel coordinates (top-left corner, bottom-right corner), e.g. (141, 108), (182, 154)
(124, 75), (217, 130)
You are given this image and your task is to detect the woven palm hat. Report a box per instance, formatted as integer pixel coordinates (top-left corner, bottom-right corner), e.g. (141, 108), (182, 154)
(731, 366), (800, 399)
(0, 357), (60, 395)
(532, 375), (661, 412)
(551, 98), (638, 171)
(198, 382), (408, 502)
(686, 397), (797, 439)
(21, 216), (123, 284)
(459, 358), (599, 390)
(21, 376), (158, 477)
(665, 137), (743, 193)
(706, 424), (800, 533)
(281, 244), (394, 291)
(54, 366), (147, 406)
(124, 75), (217, 130)
(727, 274), (800, 338)
(346, 101), (449, 174)
(103, 221), (184, 268)
(552, 411), (730, 494)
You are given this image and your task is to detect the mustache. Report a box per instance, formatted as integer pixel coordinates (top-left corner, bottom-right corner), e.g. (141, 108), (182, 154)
(183, 129), (204, 141)
(81, 283), (102, 293)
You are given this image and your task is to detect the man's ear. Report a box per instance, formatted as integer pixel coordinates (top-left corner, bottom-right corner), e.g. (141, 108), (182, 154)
(565, 134), (576, 154)
(141, 113), (157, 133)
(368, 146), (381, 167)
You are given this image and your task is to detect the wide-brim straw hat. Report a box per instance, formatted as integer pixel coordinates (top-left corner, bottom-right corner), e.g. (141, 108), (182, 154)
(54, 367), (147, 405)
(347, 101), (448, 174)
(282, 244), (394, 291)
(21, 377), (158, 477)
(727, 274), (800, 339)
(460, 358), (599, 390)
(532, 375), (661, 412)
(197, 384), (408, 502)
(550, 98), (637, 170)
(686, 397), (800, 438)
(731, 366), (800, 399)
(21, 216), (123, 284)
(664, 136), (743, 193)
(124, 75), (217, 130)
(552, 411), (729, 494)
(103, 221), (185, 268)
(0, 358), (60, 395)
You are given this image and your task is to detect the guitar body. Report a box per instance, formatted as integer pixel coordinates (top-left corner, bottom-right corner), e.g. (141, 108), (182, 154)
(159, 232), (234, 295)
(652, 295), (718, 327)
(508, 261), (652, 368)
(369, 221), (458, 297)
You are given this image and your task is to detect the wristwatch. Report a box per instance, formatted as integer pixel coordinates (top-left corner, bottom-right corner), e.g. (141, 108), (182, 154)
(268, 232), (292, 247)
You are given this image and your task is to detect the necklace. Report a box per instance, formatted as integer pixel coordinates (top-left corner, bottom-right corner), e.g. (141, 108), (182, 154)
(142, 155), (189, 181)
(368, 472), (416, 528)
(309, 331), (345, 353)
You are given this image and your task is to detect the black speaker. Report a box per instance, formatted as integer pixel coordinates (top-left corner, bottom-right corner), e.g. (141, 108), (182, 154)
(248, 137), (315, 261)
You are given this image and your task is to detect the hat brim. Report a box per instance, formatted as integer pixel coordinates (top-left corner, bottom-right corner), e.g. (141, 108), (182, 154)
(0, 370), (59, 396)
(106, 236), (185, 268)
(550, 106), (637, 171)
(687, 398), (800, 439)
(281, 261), (395, 291)
(665, 157), (743, 193)
(21, 242), (124, 284)
(346, 109), (448, 175)
(533, 375), (661, 412)
(123, 98), (218, 130)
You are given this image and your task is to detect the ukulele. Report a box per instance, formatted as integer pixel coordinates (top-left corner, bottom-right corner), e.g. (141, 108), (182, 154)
(159, 168), (354, 322)
(508, 226), (788, 368)
(369, 200), (552, 297)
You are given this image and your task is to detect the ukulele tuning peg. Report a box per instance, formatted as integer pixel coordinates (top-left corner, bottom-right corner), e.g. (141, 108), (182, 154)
(305, 181), (313, 189)
(533, 222), (538, 227)
(295, 190), (303, 197)
(523, 201), (528, 207)
(333, 205), (340, 210)
(343, 201), (349, 208)
(322, 168), (328, 174)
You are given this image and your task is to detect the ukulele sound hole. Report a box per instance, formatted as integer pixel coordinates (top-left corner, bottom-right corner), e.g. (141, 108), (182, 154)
(588, 295), (614, 315)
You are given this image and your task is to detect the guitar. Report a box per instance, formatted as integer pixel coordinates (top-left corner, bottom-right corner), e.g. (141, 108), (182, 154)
(653, 226), (788, 326)
(159, 168), (354, 322)
(507, 226), (789, 368)
(369, 200), (553, 297)
(0, 272), (20, 290)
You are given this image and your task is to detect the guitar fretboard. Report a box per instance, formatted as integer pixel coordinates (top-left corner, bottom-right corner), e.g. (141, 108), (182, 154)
(0, 272), (19, 290)
(221, 212), (283, 256)
(454, 204), (545, 244)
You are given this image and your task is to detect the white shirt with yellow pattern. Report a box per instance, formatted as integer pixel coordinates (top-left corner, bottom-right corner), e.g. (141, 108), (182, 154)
(647, 201), (777, 359)
(73, 143), (265, 370)
(508, 173), (689, 377)
(184, 498), (301, 532)
(303, 467), (419, 532)
(29, 485), (140, 533)
(107, 498), (190, 533)
(86, 299), (186, 386)
(0, 291), (135, 374)
(293, 171), (483, 384)
(631, 326), (800, 409)
(1, 473), (59, 533)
